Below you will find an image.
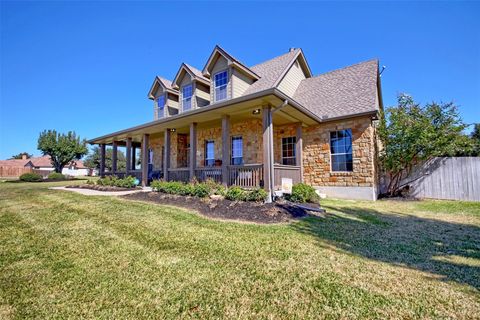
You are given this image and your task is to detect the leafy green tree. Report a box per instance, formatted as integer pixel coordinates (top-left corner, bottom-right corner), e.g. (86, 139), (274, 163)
(471, 123), (480, 156)
(37, 130), (88, 173)
(378, 94), (472, 196)
(84, 146), (127, 172)
(10, 152), (32, 159)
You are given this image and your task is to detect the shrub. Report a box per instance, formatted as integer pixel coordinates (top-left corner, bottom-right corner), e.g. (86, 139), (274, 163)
(96, 175), (136, 188)
(192, 183), (210, 198)
(286, 183), (320, 203)
(19, 172), (43, 182)
(245, 188), (268, 202)
(225, 186), (246, 201)
(48, 172), (65, 180)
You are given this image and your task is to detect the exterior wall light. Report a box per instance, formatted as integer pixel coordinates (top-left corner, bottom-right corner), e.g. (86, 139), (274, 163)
(252, 109), (261, 115)
(170, 128), (176, 132)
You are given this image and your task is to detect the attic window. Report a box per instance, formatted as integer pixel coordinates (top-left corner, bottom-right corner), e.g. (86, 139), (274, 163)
(214, 70), (228, 101)
(182, 84), (193, 111)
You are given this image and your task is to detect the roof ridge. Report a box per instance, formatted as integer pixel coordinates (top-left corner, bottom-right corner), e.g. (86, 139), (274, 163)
(309, 59), (378, 79)
(249, 48), (300, 69)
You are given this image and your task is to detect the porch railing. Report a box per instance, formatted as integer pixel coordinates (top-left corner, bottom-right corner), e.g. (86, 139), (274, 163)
(168, 168), (190, 183)
(273, 164), (302, 188)
(228, 164), (263, 188)
(195, 167), (222, 184)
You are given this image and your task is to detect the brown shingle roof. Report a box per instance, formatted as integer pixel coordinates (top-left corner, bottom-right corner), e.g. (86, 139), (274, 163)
(157, 76), (174, 90)
(184, 63), (209, 83)
(292, 59), (379, 119)
(30, 155), (53, 167)
(243, 49), (301, 95)
(0, 159), (33, 167)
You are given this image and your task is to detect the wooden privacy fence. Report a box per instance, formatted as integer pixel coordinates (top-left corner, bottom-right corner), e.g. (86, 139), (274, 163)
(389, 157), (480, 202)
(0, 166), (33, 177)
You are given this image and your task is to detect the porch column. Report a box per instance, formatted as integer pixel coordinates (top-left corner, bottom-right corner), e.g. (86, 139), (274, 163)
(163, 129), (171, 181)
(221, 115), (230, 185)
(296, 123), (304, 182)
(189, 123), (197, 180)
(141, 134), (149, 187)
(112, 141), (118, 174)
(126, 138), (132, 175)
(262, 106), (274, 202)
(99, 143), (106, 177)
(131, 146), (136, 170)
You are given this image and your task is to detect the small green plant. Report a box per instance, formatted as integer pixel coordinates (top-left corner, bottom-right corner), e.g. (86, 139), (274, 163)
(86, 179), (95, 185)
(96, 175), (136, 188)
(225, 186), (246, 201)
(47, 172), (65, 180)
(286, 183), (320, 203)
(19, 172), (43, 182)
(245, 188), (268, 202)
(192, 183), (210, 198)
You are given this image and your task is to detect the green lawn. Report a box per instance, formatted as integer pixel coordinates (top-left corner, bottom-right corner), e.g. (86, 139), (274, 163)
(0, 181), (479, 319)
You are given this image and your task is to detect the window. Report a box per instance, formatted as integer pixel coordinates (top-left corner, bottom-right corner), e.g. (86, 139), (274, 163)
(148, 149), (153, 165)
(214, 70), (228, 101)
(282, 137), (296, 165)
(156, 95), (165, 118)
(182, 84), (193, 111)
(330, 129), (353, 171)
(231, 136), (243, 165)
(205, 140), (215, 166)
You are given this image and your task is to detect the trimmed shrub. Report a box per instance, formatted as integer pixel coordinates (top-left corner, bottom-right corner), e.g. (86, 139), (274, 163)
(192, 183), (210, 198)
(96, 175), (136, 188)
(19, 172), (43, 182)
(245, 188), (268, 202)
(286, 183), (320, 203)
(225, 186), (246, 201)
(48, 172), (65, 180)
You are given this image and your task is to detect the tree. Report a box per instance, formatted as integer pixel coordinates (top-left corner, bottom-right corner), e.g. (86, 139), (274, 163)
(378, 94), (472, 196)
(471, 123), (480, 156)
(83, 146), (126, 172)
(10, 152), (32, 159)
(37, 130), (88, 173)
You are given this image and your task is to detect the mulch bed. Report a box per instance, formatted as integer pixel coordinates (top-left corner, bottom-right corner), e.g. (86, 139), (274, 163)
(65, 184), (139, 192)
(122, 192), (325, 224)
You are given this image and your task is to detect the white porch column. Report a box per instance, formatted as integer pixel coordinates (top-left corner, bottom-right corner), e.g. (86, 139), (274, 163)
(296, 123), (304, 182)
(262, 106), (274, 202)
(99, 144), (106, 177)
(189, 123), (197, 180)
(163, 129), (171, 181)
(221, 115), (230, 185)
(126, 138), (132, 175)
(141, 134), (149, 187)
(112, 141), (118, 174)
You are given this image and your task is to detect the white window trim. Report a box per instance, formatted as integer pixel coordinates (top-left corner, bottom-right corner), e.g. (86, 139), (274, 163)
(156, 94), (166, 118)
(231, 136), (243, 165)
(213, 69), (228, 102)
(182, 84), (193, 112)
(329, 129), (353, 172)
(205, 140), (215, 166)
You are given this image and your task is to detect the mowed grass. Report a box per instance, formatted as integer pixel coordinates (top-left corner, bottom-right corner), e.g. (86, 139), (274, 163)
(0, 181), (479, 319)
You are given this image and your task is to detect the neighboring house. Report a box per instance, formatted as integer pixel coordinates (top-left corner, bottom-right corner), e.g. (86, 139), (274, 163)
(0, 155), (35, 178)
(88, 46), (383, 200)
(29, 156), (91, 176)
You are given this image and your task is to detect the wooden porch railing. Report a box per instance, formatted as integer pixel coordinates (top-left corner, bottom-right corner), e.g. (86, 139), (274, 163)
(168, 168), (190, 183)
(273, 164), (302, 188)
(228, 164), (263, 188)
(194, 167), (222, 184)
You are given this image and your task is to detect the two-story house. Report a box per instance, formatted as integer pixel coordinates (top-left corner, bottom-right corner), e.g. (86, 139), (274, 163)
(88, 46), (383, 201)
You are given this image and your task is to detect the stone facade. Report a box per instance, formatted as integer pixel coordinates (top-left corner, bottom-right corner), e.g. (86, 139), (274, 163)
(303, 115), (376, 188)
(150, 115), (377, 189)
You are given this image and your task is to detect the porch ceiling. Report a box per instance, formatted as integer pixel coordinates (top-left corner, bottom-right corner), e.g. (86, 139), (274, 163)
(88, 91), (320, 145)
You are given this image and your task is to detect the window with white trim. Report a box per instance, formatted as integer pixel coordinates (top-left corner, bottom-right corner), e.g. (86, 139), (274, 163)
(205, 140), (215, 166)
(182, 84), (193, 111)
(330, 129), (353, 171)
(214, 70), (228, 101)
(281, 137), (296, 165)
(156, 95), (165, 118)
(231, 136), (243, 165)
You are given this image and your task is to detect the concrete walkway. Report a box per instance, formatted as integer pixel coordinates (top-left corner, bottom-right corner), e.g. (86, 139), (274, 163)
(49, 186), (150, 196)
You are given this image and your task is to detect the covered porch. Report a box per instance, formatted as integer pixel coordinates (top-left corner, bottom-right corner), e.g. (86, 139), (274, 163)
(89, 92), (319, 198)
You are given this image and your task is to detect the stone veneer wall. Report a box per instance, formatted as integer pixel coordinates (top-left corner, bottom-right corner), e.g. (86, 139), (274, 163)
(149, 136), (164, 170)
(302, 116), (376, 188)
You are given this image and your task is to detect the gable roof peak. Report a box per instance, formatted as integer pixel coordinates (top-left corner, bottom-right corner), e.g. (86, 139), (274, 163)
(172, 62), (210, 89)
(202, 45), (260, 80)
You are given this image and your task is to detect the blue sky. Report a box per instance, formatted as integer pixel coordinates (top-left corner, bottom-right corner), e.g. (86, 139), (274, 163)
(1, 1), (479, 159)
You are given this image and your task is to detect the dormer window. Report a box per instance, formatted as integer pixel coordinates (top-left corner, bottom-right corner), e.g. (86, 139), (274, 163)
(156, 95), (165, 118)
(182, 84), (193, 111)
(214, 70), (228, 101)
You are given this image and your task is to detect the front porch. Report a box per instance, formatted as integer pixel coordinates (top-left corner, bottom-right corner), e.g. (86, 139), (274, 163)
(92, 93), (318, 199)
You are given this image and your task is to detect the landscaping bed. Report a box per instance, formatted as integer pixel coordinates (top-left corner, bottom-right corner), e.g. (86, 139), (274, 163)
(122, 191), (322, 223)
(66, 184), (138, 192)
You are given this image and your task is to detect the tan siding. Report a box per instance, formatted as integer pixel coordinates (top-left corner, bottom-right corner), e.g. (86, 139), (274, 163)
(209, 56), (231, 102)
(179, 73), (194, 111)
(195, 82), (210, 108)
(277, 59), (307, 96)
(232, 69), (254, 98)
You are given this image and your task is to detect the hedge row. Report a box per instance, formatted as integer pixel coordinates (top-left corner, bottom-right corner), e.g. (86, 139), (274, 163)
(96, 176), (137, 188)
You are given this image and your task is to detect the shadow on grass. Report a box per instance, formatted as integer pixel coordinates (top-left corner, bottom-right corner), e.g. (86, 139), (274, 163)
(291, 204), (480, 290)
